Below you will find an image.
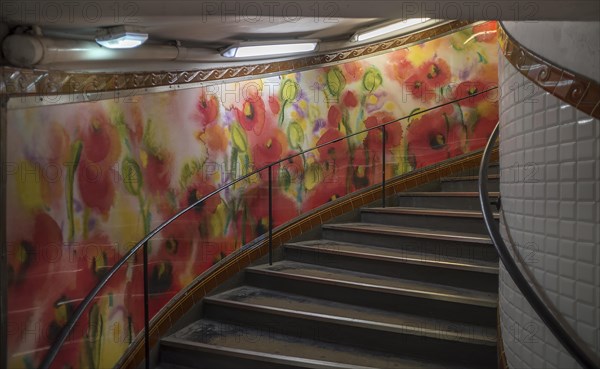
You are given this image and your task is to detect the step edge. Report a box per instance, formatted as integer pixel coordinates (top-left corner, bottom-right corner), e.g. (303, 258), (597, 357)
(440, 174), (500, 182)
(322, 224), (493, 245)
(361, 207), (500, 219)
(161, 337), (378, 369)
(284, 242), (499, 274)
(395, 192), (500, 197)
(246, 265), (498, 308)
(204, 298), (498, 346)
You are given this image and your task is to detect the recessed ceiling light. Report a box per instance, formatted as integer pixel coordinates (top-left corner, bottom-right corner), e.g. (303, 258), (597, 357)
(351, 18), (431, 42)
(221, 40), (318, 58)
(96, 26), (148, 49)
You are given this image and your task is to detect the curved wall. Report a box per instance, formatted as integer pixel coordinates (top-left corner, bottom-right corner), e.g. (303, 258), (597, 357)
(498, 22), (600, 368)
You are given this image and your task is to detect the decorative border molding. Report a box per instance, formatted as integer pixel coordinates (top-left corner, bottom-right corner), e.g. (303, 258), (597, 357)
(0, 21), (474, 98)
(117, 147), (499, 369)
(498, 23), (600, 119)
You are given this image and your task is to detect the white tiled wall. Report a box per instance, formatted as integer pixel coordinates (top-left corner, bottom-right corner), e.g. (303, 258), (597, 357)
(498, 55), (600, 368)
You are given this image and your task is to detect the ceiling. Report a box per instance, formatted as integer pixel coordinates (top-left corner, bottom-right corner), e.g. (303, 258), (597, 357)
(1, 0), (599, 71)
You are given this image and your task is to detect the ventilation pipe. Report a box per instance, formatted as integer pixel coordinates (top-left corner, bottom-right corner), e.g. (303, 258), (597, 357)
(1, 34), (215, 68)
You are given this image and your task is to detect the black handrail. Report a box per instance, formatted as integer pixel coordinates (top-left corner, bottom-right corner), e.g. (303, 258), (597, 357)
(478, 123), (599, 369)
(38, 87), (497, 369)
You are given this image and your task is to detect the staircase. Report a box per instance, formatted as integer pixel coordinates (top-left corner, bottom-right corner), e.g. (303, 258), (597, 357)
(158, 166), (501, 369)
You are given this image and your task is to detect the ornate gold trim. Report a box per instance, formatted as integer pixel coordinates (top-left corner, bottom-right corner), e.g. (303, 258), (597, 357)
(498, 23), (600, 119)
(1, 21), (475, 98)
(116, 147), (499, 369)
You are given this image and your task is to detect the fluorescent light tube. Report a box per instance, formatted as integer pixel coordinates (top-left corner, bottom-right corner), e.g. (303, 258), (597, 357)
(96, 26), (148, 49)
(352, 18), (431, 42)
(222, 41), (318, 58)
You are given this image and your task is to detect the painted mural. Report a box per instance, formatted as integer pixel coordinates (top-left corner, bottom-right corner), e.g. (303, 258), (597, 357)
(5, 22), (498, 369)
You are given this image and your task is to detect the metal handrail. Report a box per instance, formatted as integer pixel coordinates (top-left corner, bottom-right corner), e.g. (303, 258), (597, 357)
(478, 123), (599, 369)
(37, 87), (497, 369)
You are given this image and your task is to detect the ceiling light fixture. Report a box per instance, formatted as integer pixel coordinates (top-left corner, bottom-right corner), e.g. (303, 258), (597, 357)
(221, 40), (318, 58)
(96, 26), (148, 49)
(351, 18), (431, 42)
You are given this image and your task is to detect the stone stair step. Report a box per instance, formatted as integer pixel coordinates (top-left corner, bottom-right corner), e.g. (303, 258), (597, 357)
(284, 240), (498, 292)
(245, 260), (497, 326)
(322, 223), (497, 262)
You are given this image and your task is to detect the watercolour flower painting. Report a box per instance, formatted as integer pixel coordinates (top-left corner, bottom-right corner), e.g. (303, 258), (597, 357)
(5, 22), (498, 369)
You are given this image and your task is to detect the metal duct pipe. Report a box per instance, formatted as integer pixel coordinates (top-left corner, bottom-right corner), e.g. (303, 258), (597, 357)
(1, 34), (215, 68)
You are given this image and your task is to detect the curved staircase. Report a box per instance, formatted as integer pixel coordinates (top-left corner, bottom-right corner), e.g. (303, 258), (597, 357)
(157, 165), (501, 369)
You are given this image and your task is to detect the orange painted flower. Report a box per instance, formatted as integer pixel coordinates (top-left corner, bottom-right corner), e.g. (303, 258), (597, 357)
(386, 49), (414, 82)
(200, 123), (228, 153)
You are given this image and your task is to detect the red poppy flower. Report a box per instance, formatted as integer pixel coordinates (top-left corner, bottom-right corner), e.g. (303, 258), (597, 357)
(448, 122), (467, 157)
(405, 73), (436, 102)
(327, 105), (342, 129)
(76, 233), (122, 284)
(341, 61), (364, 82)
(405, 58), (451, 102)
(468, 115), (498, 151)
(252, 134), (284, 168)
(420, 59), (451, 90)
(302, 181), (348, 213)
(7, 214), (107, 369)
(235, 93), (266, 135)
(350, 148), (372, 190)
(77, 161), (116, 215)
(455, 80), (497, 107)
(181, 174), (220, 217)
(316, 129), (348, 160)
(77, 109), (121, 215)
(342, 91), (358, 108)
(407, 106), (465, 168)
(277, 152), (304, 189)
(363, 112), (403, 152)
(197, 92), (219, 128)
(248, 186), (299, 228)
(268, 95), (280, 114)
(144, 151), (172, 195)
(79, 109), (121, 168)
(472, 21), (497, 43)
